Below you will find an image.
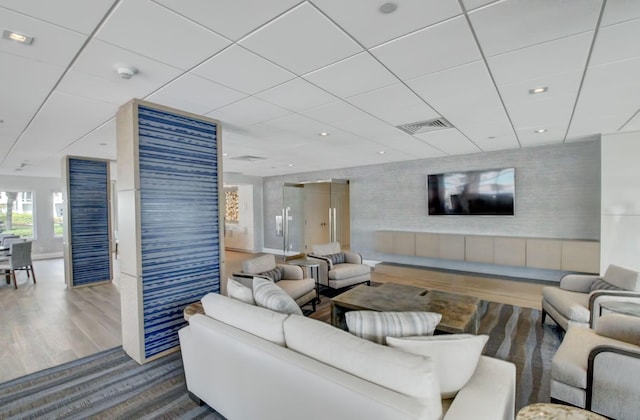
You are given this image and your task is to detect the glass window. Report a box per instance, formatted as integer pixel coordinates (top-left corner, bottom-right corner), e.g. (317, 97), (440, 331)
(53, 192), (63, 237)
(0, 191), (34, 237)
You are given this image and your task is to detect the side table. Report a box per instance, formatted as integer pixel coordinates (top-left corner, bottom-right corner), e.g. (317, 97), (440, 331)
(287, 259), (321, 304)
(599, 300), (640, 318)
(517, 403), (607, 419)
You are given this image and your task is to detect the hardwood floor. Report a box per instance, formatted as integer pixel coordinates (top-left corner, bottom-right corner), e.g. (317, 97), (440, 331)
(0, 251), (546, 383)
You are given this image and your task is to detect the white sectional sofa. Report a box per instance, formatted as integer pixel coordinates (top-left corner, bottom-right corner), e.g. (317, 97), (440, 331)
(179, 293), (516, 420)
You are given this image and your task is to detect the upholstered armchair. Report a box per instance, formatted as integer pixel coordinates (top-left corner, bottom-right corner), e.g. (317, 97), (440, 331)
(232, 254), (317, 311)
(307, 242), (371, 290)
(551, 313), (640, 419)
(541, 264), (640, 330)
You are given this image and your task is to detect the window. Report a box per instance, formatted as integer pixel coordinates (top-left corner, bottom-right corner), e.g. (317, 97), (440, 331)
(0, 191), (34, 237)
(53, 192), (63, 237)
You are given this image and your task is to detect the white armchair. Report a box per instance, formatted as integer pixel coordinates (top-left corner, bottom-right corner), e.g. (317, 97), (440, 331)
(307, 242), (371, 290)
(542, 264), (640, 330)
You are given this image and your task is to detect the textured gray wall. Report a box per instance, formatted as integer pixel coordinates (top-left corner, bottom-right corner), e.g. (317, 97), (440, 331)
(263, 140), (601, 277)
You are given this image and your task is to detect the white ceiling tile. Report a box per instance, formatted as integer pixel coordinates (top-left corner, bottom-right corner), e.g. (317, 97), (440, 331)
(300, 101), (370, 126)
(0, 7), (87, 67)
(95, 0), (230, 70)
(414, 129), (480, 155)
(600, 1), (640, 26)
(239, 3), (362, 75)
(192, 45), (295, 95)
(468, 0), (602, 56)
(488, 32), (593, 86)
(590, 18), (640, 66)
(146, 74), (247, 115)
(303, 52), (398, 97)
(461, 0), (501, 11)
(346, 83), (439, 126)
(620, 110), (640, 132)
(0, 0), (116, 34)
(311, 0), (462, 48)
(462, 122), (520, 151)
(261, 113), (335, 137)
(371, 16), (481, 80)
(256, 78), (336, 112)
(516, 126), (566, 148)
(152, 0), (300, 41)
(63, 119), (117, 160)
(205, 97), (290, 127)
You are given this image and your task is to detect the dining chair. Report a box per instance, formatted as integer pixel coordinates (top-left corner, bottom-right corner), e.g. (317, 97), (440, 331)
(0, 241), (36, 289)
(1, 237), (26, 257)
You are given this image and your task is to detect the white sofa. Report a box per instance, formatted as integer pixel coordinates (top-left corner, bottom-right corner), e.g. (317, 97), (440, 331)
(179, 293), (516, 420)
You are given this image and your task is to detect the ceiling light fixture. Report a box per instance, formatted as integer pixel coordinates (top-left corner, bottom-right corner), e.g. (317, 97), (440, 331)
(3, 30), (34, 44)
(378, 151), (385, 154)
(288, 163), (294, 167)
(379, 2), (398, 14)
(99, 142), (108, 146)
(487, 136), (496, 139)
(535, 128), (547, 133)
(116, 66), (138, 79)
(529, 87), (548, 94)
(222, 153), (228, 156)
(319, 132), (329, 136)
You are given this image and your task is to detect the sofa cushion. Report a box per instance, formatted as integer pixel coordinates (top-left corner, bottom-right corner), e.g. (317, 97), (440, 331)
(602, 265), (640, 291)
(590, 277), (624, 293)
(242, 254), (276, 274)
(386, 334), (489, 398)
(253, 277), (303, 315)
(542, 287), (590, 323)
(329, 263), (370, 280)
(596, 313), (640, 346)
(201, 292), (288, 346)
(283, 314), (442, 416)
(259, 267), (284, 283)
(227, 278), (255, 305)
(312, 242), (341, 256)
(276, 277), (315, 301)
(345, 311), (442, 344)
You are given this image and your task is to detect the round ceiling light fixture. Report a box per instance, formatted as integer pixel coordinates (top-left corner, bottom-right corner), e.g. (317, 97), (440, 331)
(379, 2), (398, 14)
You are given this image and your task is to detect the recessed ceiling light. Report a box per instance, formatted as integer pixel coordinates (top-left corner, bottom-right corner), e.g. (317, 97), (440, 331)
(487, 136), (496, 139)
(535, 128), (547, 133)
(99, 142), (108, 146)
(319, 132), (329, 136)
(379, 2), (398, 14)
(222, 153), (228, 156)
(378, 151), (385, 154)
(3, 30), (34, 45)
(288, 163), (294, 167)
(529, 87), (548, 94)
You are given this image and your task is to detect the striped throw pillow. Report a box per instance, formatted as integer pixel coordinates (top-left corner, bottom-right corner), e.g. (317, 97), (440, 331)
(346, 311), (442, 344)
(259, 267), (284, 282)
(253, 277), (302, 315)
(325, 252), (346, 266)
(590, 277), (624, 293)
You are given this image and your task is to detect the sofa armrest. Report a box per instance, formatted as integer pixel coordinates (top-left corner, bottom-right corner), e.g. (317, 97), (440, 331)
(307, 253), (332, 269)
(278, 263), (303, 280)
(588, 291), (640, 328)
(560, 274), (598, 293)
(344, 251), (363, 264)
(587, 345), (640, 417)
(230, 272), (255, 289)
(444, 356), (516, 420)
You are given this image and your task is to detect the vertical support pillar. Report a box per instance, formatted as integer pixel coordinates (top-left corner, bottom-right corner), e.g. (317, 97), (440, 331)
(117, 99), (223, 364)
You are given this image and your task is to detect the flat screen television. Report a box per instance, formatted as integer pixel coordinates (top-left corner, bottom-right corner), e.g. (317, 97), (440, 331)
(427, 167), (515, 215)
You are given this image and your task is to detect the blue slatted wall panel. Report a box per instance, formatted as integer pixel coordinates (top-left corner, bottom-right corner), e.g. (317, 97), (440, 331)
(137, 105), (220, 358)
(68, 158), (111, 286)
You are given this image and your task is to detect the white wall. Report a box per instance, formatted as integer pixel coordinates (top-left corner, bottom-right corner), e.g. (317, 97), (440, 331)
(0, 174), (63, 257)
(600, 131), (640, 273)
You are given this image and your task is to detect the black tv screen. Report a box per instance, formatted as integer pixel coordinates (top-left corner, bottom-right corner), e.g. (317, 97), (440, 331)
(427, 168), (515, 215)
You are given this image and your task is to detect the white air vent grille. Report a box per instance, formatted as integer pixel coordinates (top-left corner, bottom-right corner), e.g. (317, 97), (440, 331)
(230, 155), (266, 162)
(396, 118), (453, 135)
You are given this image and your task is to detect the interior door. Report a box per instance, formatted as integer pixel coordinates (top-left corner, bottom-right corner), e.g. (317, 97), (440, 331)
(282, 183), (305, 257)
(304, 183), (330, 251)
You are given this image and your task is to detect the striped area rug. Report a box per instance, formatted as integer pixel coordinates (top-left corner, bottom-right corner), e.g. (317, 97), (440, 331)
(0, 301), (562, 418)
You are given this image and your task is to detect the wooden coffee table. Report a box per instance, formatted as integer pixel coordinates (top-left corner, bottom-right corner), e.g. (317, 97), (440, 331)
(331, 283), (480, 334)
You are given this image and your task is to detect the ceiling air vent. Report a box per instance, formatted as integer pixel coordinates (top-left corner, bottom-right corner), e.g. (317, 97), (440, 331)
(396, 118), (453, 135)
(230, 155), (266, 162)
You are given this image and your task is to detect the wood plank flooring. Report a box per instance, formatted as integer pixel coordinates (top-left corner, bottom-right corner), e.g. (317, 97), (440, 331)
(0, 251), (546, 383)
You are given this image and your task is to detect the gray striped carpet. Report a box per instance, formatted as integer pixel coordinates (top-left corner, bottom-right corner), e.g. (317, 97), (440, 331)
(0, 301), (562, 419)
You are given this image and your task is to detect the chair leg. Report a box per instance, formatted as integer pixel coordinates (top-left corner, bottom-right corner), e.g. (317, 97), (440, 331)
(541, 308), (547, 325)
(11, 270), (17, 289)
(30, 265), (36, 284)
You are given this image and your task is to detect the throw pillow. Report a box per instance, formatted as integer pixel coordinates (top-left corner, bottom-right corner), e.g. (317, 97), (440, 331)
(345, 311), (442, 344)
(253, 277), (303, 315)
(227, 278), (255, 305)
(259, 267), (284, 282)
(324, 252), (346, 266)
(590, 277), (624, 293)
(386, 334), (489, 398)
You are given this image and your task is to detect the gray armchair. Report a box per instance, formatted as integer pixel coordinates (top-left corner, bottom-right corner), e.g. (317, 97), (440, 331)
(542, 264), (640, 330)
(232, 254), (317, 311)
(307, 242), (371, 290)
(551, 313), (640, 419)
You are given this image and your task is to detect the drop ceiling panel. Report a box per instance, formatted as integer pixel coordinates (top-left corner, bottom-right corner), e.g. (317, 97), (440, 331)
(95, 0), (230, 70)
(621, 111), (640, 132)
(487, 32), (593, 87)
(463, 122), (520, 151)
(0, 7), (87, 67)
(346, 83), (439, 126)
(301, 101), (371, 127)
(192, 45), (295, 95)
(336, 115), (406, 141)
(0, 0), (117, 34)
(600, 1), (640, 26)
(256, 78), (336, 112)
(516, 125), (566, 148)
(371, 16), (481, 80)
(63, 119), (117, 160)
(414, 129), (480, 155)
(152, 0), (300, 41)
(146, 74), (246, 115)
(206, 97), (290, 127)
(303, 52), (398, 98)
(590, 18), (640, 66)
(468, 0), (602, 56)
(311, 0), (462, 48)
(461, 0), (500, 11)
(239, 3), (362, 75)
(262, 113), (335, 137)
